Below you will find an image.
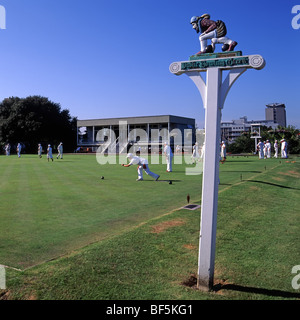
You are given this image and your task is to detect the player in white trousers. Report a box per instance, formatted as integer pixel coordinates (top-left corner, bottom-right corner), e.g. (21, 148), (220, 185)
(122, 153), (160, 181)
(281, 139), (288, 158)
(38, 144), (43, 158)
(220, 141), (226, 162)
(191, 142), (200, 163)
(5, 143), (11, 156)
(163, 142), (173, 172)
(265, 140), (271, 158)
(273, 140), (278, 158)
(47, 144), (53, 162)
(257, 140), (265, 159)
(57, 142), (63, 159)
(17, 143), (22, 158)
(190, 14), (237, 55)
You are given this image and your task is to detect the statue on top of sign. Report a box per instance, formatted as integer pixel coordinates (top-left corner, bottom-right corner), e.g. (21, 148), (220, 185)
(190, 14), (238, 55)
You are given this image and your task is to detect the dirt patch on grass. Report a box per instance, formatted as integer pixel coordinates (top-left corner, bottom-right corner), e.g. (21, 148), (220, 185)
(181, 273), (232, 295)
(150, 219), (185, 234)
(249, 186), (261, 191)
(183, 244), (197, 250)
(272, 176), (285, 182)
(279, 170), (300, 179)
(181, 273), (197, 288)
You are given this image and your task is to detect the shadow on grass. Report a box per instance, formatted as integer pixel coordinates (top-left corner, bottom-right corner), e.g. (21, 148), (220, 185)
(224, 160), (253, 163)
(222, 170), (262, 173)
(247, 180), (300, 190)
(213, 283), (300, 299)
(183, 275), (300, 299)
(156, 179), (182, 183)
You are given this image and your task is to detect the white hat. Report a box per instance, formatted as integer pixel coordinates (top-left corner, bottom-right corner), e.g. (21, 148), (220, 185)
(126, 153), (133, 158)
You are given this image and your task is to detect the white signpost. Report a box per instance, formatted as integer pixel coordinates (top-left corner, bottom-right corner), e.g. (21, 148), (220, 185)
(250, 124), (262, 154)
(170, 51), (265, 291)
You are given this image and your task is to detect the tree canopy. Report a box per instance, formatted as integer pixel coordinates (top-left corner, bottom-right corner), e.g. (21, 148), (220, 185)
(0, 96), (77, 153)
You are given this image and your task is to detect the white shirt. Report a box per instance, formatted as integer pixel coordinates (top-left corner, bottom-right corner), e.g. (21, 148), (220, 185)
(164, 145), (173, 156)
(129, 156), (148, 166)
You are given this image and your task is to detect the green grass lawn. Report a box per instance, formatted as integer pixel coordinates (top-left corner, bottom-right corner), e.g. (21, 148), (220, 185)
(0, 153), (202, 269)
(0, 153), (299, 300)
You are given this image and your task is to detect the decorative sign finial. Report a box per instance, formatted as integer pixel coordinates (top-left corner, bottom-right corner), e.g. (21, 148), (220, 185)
(190, 14), (238, 56)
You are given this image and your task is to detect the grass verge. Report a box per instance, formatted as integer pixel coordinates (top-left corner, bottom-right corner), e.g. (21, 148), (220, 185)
(1, 155), (299, 300)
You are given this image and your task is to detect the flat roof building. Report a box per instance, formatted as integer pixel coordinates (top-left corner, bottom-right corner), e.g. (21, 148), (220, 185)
(221, 116), (278, 142)
(221, 103), (288, 142)
(77, 115), (196, 153)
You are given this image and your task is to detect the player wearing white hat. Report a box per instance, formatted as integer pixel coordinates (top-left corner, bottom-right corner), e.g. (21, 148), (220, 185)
(38, 143), (43, 158)
(5, 143), (10, 156)
(16, 143), (22, 158)
(220, 141), (226, 162)
(57, 142), (63, 159)
(190, 14), (237, 55)
(265, 140), (271, 158)
(257, 140), (264, 159)
(191, 142), (200, 163)
(122, 153), (160, 181)
(164, 142), (173, 172)
(280, 139), (288, 158)
(273, 140), (278, 158)
(47, 144), (53, 162)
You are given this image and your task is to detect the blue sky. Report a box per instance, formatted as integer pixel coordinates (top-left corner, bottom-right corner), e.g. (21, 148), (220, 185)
(0, 0), (299, 128)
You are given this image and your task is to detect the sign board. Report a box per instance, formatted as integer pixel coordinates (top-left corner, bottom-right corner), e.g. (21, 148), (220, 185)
(170, 52), (265, 75)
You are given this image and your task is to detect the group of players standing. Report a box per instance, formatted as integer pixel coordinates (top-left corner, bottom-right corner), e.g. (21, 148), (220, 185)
(4, 142), (63, 161)
(256, 139), (288, 159)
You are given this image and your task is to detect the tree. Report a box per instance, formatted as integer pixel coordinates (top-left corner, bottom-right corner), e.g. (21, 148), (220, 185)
(227, 125), (300, 155)
(0, 96), (77, 153)
(227, 132), (254, 154)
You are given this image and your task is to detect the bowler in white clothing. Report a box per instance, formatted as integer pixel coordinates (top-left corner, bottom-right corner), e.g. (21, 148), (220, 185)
(163, 142), (173, 172)
(273, 140), (278, 158)
(47, 144), (53, 162)
(122, 153), (160, 181)
(17, 143), (22, 158)
(57, 142), (63, 159)
(5, 143), (10, 156)
(280, 139), (288, 158)
(38, 144), (43, 158)
(191, 142), (200, 163)
(257, 140), (264, 159)
(265, 140), (271, 158)
(220, 141), (226, 161)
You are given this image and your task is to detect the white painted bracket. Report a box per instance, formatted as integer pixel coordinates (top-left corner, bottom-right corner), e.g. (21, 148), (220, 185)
(187, 67), (247, 109)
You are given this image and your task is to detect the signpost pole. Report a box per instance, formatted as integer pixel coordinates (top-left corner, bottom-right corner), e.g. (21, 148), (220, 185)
(170, 52), (265, 291)
(196, 67), (222, 290)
